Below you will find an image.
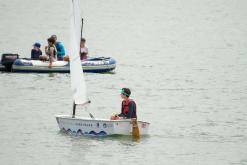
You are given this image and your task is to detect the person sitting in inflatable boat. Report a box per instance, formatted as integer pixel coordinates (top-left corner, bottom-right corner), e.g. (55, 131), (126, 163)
(80, 38), (88, 60)
(51, 35), (66, 61)
(111, 88), (137, 120)
(31, 42), (42, 60)
(39, 37), (57, 68)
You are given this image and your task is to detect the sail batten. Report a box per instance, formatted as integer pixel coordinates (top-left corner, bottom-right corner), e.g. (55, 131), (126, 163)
(69, 0), (88, 105)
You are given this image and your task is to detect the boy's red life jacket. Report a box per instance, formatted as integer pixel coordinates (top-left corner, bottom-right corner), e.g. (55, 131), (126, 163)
(123, 99), (131, 114)
(121, 99), (137, 118)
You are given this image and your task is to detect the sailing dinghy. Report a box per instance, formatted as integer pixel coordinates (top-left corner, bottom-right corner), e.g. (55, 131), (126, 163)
(56, 0), (150, 137)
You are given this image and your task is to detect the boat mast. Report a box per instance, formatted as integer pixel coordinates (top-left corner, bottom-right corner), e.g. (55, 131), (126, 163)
(81, 18), (83, 39)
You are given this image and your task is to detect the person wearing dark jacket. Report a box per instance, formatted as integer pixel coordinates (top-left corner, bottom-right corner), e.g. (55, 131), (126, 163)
(31, 42), (42, 60)
(118, 88), (137, 119)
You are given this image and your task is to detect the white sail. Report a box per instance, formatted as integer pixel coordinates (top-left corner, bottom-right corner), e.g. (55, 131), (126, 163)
(69, 0), (88, 105)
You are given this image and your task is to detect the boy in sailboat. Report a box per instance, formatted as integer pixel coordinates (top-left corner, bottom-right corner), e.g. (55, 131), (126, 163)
(111, 88), (137, 120)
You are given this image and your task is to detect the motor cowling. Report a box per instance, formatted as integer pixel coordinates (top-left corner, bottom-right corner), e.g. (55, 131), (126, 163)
(1, 53), (19, 71)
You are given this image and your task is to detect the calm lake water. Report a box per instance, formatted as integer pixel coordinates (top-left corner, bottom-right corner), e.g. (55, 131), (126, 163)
(0, 0), (247, 165)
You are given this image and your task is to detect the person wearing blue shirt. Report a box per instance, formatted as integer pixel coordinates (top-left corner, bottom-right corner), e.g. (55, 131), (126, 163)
(51, 35), (65, 61)
(31, 42), (42, 60)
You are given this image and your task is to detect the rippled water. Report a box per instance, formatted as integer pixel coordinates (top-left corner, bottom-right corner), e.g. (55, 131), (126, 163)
(1, 0), (247, 164)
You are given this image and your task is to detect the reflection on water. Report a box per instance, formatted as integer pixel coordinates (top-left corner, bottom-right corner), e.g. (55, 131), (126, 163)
(48, 73), (56, 77)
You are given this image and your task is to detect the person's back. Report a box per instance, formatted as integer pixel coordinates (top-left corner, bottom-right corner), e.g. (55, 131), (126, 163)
(55, 42), (65, 60)
(31, 42), (42, 60)
(121, 99), (137, 119)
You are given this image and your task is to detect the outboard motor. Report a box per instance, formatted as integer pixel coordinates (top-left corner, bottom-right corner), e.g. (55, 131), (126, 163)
(1, 53), (19, 71)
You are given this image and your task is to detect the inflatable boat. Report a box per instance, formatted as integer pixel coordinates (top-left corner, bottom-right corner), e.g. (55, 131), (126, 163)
(0, 54), (116, 73)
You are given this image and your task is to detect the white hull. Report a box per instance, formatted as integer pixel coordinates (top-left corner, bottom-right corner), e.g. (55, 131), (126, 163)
(56, 115), (150, 136)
